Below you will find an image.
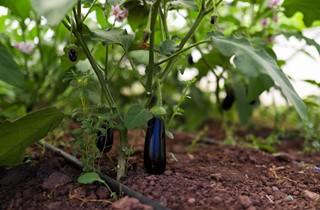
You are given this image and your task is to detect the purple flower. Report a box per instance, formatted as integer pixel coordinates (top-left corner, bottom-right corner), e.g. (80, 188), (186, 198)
(266, 36), (275, 43)
(111, 5), (121, 17)
(261, 18), (269, 27)
(122, 8), (129, 18)
(268, 0), (281, 8)
(273, 14), (278, 23)
(13, 42), (33, 54)
(111, 5), (128, 22)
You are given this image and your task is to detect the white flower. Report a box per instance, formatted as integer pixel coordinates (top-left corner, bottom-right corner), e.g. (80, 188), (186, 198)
(13, 42), (33, 54)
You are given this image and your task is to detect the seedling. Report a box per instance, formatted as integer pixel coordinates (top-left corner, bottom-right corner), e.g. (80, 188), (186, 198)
(78, 172), (117, 199)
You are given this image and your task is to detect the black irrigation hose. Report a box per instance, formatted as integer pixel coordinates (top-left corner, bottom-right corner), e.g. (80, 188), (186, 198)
(42, 142), (171, 210)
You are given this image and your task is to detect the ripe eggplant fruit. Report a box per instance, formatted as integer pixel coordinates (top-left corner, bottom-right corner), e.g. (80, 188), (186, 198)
(221, 87), (235, 111)
(144, 118), (166, 174)
(96, 125), (114, 153)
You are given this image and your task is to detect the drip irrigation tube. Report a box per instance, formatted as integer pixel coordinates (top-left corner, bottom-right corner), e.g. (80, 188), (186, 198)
(42, 142), (170, 210)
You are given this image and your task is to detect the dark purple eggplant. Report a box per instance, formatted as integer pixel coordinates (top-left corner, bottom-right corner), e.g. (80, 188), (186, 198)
(68, 48), (78, 62)
(210, 14), (218, 24)
(96, 125), (114, 153)
(144, 118), (166, 174)
(221, 87), (235, 111)
(188, 54), (194, 65)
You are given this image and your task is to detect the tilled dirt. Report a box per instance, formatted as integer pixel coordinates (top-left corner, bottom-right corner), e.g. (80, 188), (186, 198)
(0, 123), (320, 210)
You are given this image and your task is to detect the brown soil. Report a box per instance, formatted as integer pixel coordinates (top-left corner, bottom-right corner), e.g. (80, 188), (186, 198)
(1, 122), (320, 210)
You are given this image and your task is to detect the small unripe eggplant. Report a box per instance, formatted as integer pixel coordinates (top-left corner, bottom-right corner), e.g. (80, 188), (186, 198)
(221, 87), (235, 111)
(210, 14), (218, 25)
(188, 54), (194, 65)
(249, 99), (257, 105)
(144, 118), (166, 174)
(68, 48), (78, 62)
(96, 125), (114, 153)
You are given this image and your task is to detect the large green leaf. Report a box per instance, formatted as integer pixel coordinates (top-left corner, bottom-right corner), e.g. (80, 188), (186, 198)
(125, 0), (149, 30)
(304, 79), (320, 88)
(235, 82), (254, 125)
(91, 28), (134, 51)
(171, 0), (199, 11)
(194, 50), (226, 77)
(160, 39), (178, 56)
(0, 44), (24, 88)
(247, 74), (274, 102)
(0, 0), (31, 19)
(31, 0), (77, 26)
(207, 32), (307, 120)
(0, 107), (64, 166)
(124, 104), (152, 129)
(283, 31), (320, 55)
(283, 0), (320, 27)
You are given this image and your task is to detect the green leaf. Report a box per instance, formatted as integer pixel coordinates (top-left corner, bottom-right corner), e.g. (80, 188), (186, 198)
(160, 39), (178, 56)
(0, 107), (64, 166)
(94, 5), (107, 28)
(129, 50), (149, 65)
(0, 44), (24, 88)
(207, 32), (307, 120)
(171, 0), (199, 11)
(124, 104), (152, 129)
(247, 74), (274, 102)
(304, 79), (320, 88)
(283, 31), (320, 55)
(166, 130), (174, 139)
(31, 0), (78, 26)
(0, 0), (31, 19)
(78, 172), (105, 184)
(283, 0), (320, 27)
(235, 83), (254, 125)
(126, 1), (149, 30)
(91, 28), (134, 51)
(194, 50), (226, 77)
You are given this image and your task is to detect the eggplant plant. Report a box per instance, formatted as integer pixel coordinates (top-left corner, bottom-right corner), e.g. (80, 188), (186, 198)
(1, 0), (319, 180)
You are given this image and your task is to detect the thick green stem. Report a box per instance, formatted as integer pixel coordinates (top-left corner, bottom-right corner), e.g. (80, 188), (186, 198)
(145, 0), (162, 98)
(158, 1), (208, 84)
(159, 7), (170, 40)
(126, 54), (146, 88)
(117, 129), (128, 180)
(69, 7), (122, 120)
(74, 30), (123, 122)
(155, 80), (163, 107)
(179, 13), (205, 49)
(82, 0), (97, 22)
(105, 45), (109, 81)
(159, 59), (176, 83)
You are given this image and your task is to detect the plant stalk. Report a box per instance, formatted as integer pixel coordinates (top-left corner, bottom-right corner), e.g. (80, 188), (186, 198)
(117, 128), (128, 180)
(145, 0), (162, 100)
(74, 30), (123, 122)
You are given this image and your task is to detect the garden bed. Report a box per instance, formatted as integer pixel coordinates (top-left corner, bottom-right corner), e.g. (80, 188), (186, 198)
(1, 123), (319, 210)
